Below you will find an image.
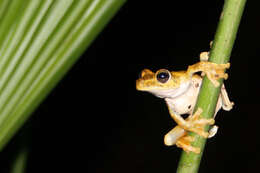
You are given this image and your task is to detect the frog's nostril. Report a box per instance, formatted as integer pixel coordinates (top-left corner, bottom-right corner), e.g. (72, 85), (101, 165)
(139, 69), (148, 78)
(140, 69), (154, 77)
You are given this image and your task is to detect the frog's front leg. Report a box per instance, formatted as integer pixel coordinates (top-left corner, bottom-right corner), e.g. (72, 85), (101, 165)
(200, 52), (234, 111)
(187, 60), (230, 87)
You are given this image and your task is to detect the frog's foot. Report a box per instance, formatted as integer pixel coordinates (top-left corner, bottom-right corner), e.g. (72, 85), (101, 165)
(203, 62), (230, 87)
(187, 60), (230, 87)
(176, 135), (200, 154)
(181, 108), (215, 138)
(198, 51), (230, 87)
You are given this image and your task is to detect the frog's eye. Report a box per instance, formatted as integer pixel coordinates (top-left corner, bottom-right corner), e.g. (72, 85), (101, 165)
(156, 69), (171, 83)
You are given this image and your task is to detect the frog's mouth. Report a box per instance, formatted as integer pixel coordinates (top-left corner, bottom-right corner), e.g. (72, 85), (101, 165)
(147, 82), (191, 99)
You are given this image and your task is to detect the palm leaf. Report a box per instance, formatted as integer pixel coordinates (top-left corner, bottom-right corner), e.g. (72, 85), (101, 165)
(0, 0), (126, 151)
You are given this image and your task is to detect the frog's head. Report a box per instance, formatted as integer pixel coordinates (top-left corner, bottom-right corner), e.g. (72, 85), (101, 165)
(136, 69), (190, 98)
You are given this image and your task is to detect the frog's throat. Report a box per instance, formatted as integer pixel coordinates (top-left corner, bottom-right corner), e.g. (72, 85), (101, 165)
(149, 82), (191, 99)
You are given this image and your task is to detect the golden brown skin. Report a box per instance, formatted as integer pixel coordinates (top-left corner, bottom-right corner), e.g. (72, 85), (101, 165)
(136, 53), (233, 153)
(136, 61), (229, 91)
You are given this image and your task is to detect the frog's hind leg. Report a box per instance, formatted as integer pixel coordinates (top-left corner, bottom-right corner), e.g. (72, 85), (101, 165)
(221, 84), (234, 111)
(164, 125), (202, 154)
(164, 126), (186, 146)
(206, 85), (234, 138)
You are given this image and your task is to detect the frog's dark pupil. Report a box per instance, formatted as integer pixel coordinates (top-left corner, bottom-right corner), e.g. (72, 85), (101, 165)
(157, 71), (170, 83)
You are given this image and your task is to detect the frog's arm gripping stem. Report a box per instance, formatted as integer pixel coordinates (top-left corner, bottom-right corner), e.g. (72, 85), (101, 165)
(186, 61), (230, 87)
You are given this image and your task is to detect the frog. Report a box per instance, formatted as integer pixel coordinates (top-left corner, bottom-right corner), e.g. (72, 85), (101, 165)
(136, 52), (234, 153)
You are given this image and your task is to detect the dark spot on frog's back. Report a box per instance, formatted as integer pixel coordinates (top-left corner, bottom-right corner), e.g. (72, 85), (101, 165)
(195, 83), (199, 88)
(188, 105), (191, 109)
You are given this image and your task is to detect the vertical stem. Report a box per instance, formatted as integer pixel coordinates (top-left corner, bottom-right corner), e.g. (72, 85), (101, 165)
(10, 146), (28, 173)
(177, 0), (246, 172)
(10, 128), (29, 173)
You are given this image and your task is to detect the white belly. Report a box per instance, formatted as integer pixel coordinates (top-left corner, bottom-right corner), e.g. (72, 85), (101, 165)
(165, 77), (223, 117)
(165, 83), (199, 115)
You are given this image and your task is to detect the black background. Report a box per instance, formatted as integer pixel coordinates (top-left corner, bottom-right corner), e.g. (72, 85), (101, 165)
(0, 1), (259, 173)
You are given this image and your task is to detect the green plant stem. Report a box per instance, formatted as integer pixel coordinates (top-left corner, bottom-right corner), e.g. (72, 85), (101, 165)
(10, 147), (28, 173)
(177, 0), (246, 173)
(10, 129), (29, 173)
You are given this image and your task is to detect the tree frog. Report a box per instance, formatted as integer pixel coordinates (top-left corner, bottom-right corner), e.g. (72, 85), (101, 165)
(136, 52), (234, 153)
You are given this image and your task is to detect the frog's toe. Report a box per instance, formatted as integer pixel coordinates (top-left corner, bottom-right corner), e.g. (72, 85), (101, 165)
(205, 62), (230, 87)
(194, 118), (215, 126)
(189, 127), (209, 138)
(199, 51), (209, 61)
(176, 135), (200, 154)
(184, 108), (215, 138)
